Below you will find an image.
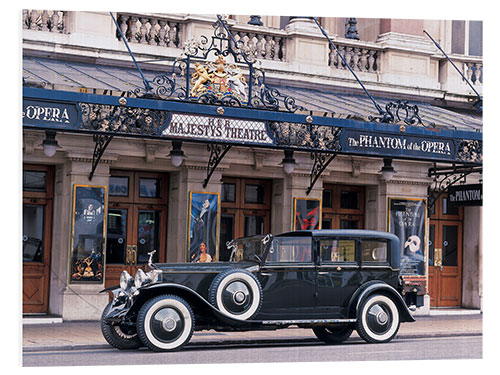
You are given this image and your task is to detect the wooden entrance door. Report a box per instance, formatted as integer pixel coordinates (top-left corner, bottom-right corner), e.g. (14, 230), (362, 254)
(219, 178), (272, 261)
(105, 171), (168, 290)
(428, 195), (463, 307)
(23, 164), (54, 314)
(321, 184), (365, 230)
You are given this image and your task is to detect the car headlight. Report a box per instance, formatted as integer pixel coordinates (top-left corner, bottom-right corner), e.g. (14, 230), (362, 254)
(119, 270), (133, 290)
(134, 269), (148, 288)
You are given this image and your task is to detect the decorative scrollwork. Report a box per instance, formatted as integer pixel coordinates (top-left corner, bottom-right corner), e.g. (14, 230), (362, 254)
(457, 139), (482, 163)
(268, 122), (342, 152)
(79, 103), (169, 136)
(306, 152), (338, 195)
(370, 100), (435, 128)
(203, 143), (232, 188)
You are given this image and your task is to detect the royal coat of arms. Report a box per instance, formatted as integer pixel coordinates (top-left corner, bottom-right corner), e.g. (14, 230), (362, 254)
(189, 55), (248, 104)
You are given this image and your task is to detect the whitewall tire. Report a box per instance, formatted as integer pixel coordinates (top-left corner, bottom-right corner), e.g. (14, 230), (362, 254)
(356, 294), (400, 343)
(208, 269), (263, 320)
(137, 295), (194, 352)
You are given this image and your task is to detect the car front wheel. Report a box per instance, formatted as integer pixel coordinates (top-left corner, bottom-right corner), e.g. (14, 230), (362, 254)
(137, 294), (195, 352)
(356, 294), (400, 344)
(312, 325), (353, 344)
(101, 302), (142, 350)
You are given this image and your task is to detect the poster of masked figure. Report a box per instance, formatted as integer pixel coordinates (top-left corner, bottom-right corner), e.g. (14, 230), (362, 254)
(187, 192), (220, 263)
(293, 198), (321, 230)
(388, 198), (427, 275)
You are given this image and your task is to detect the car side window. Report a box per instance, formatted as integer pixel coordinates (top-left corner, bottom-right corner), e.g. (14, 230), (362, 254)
(319, 238), (356, 262)
(267, 237), (312, 262)
(361, 240), (388, 263)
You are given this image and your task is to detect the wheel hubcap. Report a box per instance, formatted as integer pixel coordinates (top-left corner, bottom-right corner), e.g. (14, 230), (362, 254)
(222, 280), (252, 313)
(366, 303), (392, 334)
(151, 307), (184, 342)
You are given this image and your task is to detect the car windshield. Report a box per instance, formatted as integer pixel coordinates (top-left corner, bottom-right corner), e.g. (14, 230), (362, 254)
(228, 235), (270, 262)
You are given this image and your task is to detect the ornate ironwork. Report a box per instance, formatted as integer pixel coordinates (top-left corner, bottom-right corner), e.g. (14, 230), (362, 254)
(125, 14), (305, 113)
(268, 122), (342, 152)
(79, 102), (169, 136)
(427, 163), (482, 210)
(306, 152), (338, 195)
(203, 143), (232, 188)
(375, 100), (433, 127)
(89, 134), (113, 181)
(457, 139), (482, 163)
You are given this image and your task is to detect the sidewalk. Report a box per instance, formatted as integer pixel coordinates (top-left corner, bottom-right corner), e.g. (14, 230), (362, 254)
(22, 313), (482, 352)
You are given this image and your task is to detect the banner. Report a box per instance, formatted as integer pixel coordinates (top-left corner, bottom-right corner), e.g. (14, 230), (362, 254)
(388, 198), (427, 275)
(293, 198), (321, 231)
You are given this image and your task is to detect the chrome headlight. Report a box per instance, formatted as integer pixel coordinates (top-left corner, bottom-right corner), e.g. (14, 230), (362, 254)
(119, 270), (133, 290)
(134, 268), (148, 288)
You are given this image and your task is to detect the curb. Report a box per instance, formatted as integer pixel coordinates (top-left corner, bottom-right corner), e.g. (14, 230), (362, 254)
(22, 331), (482, 353)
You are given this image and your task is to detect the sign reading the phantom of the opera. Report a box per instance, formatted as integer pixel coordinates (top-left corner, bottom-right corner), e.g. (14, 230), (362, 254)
(22, 99), (80, 129)
(388, 198), (427, 276)
(448, 184), (483, 206)
(163, 114), (274, 145)
(341, 129), (456, 161)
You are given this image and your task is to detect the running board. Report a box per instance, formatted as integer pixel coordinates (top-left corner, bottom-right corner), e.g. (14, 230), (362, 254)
(261, 318), (356, 325)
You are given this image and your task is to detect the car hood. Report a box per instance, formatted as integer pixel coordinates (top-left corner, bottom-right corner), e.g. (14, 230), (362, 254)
(155, 261), (257, 274)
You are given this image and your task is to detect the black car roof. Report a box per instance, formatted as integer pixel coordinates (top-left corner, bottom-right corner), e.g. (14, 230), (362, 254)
(276, 229), (399, 241)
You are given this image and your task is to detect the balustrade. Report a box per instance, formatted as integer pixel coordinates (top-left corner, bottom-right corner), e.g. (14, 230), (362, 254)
(116, 14), (182, 48)
(230, 28), (286, 62)
(464, 61), (483, 86)
(23, 10), (66, 33)
(328, 42), (380, 73)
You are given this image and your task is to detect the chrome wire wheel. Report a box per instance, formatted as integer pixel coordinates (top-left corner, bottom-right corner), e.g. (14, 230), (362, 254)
(137, 295), (194, 352)
(356, 294), (400, 344)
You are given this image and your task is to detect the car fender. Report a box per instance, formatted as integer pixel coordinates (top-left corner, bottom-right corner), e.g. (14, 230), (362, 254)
(135, 282), (255, 326)
(348, 281), (415, 322)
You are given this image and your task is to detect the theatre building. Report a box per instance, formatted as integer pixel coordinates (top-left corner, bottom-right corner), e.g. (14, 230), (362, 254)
(22, 12), (482, 320)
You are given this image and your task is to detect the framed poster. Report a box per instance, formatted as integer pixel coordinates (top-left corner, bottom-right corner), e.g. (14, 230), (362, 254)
(387, 197), (427, 276)
(187, 191), (220, 263)
(293, 197), (321, 231)
(69, 185), (107, 283)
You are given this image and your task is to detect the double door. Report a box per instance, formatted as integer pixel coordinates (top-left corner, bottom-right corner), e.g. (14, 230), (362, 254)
(105, 171), (168, 289)
(322, 184), (365, 230)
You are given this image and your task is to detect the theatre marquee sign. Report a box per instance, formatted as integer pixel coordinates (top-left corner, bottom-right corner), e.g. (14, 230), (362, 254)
(340, 129), (456, 162)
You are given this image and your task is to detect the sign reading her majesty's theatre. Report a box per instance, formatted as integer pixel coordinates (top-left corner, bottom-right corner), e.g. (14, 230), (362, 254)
(342, 129), (456, 161)
(163, 113), (274, 145)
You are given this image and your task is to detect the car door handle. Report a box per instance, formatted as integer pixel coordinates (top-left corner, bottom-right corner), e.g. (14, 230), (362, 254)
(318, 271), (328, 275)
(261, 272), (272, 276)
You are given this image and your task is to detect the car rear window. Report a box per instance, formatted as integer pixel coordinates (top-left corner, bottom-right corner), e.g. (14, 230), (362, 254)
(361, 240), (388, 263)
(267, 237), (312, 262)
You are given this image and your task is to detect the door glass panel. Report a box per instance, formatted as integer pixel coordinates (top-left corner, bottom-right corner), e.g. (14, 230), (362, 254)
(322, 189), (333, 208)
(322, 218), (332, 230)
(109, 177), (129, 197)
(106, 209), (127, 264)
(340, 190), (359, 210)
(443, 225), (458, 267)
(245, 184), (266, 204)
(267, 237), (312, 262)
(429, 224), (435, 265)
(137, 211), (160, 264)
(219, 214), (235, 261)
(442, 197), (458, 216)
(23, 171), (47, 192)
(139, 178), (161, 198)
(23, 204), (45, 262)
(340, 219), (359, 229)
(221, 183), (236, 203)
(244, 215), (264, 237)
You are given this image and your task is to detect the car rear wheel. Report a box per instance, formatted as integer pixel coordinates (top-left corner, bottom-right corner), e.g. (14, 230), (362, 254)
(208, 269), (263, 320)
(101, 302), (142, 350)
(356, 294), (400, 344)
(137, 294), (194, 352)
(312, 325), (353, 344)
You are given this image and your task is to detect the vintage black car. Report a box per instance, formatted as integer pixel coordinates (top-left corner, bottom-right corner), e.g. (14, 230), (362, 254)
(101, 230), (418, 352)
